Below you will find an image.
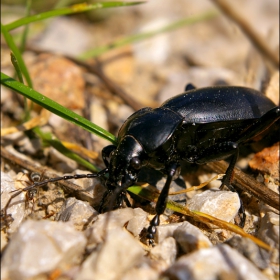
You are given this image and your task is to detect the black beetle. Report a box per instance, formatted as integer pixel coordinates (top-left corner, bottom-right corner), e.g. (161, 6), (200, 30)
(100, 84), (280, 244)
(2, 84), (280, 244)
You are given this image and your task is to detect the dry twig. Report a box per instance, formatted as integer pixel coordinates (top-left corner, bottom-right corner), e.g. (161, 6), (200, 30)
(212, 0), (279, 68)
(206, 160), (279, 210)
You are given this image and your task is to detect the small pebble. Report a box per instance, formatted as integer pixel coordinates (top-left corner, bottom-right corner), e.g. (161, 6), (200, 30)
(150, 237), (177, 267)
(163, 244), (268, 280)
(257, 211), (279, 264)
(77, 227), (144, 280)
(155, 222), (184, 244)
(174, 221), (212, 253)
(1, 172), (26, 233)
(1, 220), (87, 280)
(225, 236), (269, 270)
(187, 190), (240, 223)
(56, 197), (98, 230)
(126, 207), (149, 237)
(66, 169), (106, 209)
(88, 208), (147, 245)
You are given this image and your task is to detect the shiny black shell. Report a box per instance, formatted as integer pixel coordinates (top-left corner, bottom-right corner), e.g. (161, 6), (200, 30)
(161, 86), (276, 122)
(117, 86), (278, 165)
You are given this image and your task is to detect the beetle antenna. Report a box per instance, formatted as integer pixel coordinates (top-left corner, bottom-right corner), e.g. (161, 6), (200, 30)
(1, 168), (108, 226)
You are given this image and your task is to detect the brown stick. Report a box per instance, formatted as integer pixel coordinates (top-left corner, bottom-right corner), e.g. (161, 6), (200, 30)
(206, 160), (279, 210)
(1, 146), (96, 205)
(212, 0), (279, 68)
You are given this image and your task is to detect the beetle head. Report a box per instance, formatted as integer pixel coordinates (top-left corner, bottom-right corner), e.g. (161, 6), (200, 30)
(106, 135), (145, 190)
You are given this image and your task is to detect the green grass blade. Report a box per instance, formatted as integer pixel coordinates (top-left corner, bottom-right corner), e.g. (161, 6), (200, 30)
(128, 185), (271, 250)
(33, 127), (98, 172)
(1, 23), (33, 88)
(10, 53), (24, 84)
(19, 0), (32, 53)
(8, 52), (99, 171)
(10, 52), (31, 121)
(1, 72), (117, 144)
(4, 2), (143, 31)
(79, 10), (218, 59)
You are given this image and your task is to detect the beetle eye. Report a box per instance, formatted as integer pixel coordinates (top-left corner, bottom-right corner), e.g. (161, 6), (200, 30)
(130, 157), (142, 170)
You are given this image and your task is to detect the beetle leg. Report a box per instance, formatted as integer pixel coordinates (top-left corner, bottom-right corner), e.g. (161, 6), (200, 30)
(195, 142), (246, 227)
(220, 146), (239, 189)
(147, 162), (179, 246)
(219, 148), (246, 228)
(115, 190), (131, 208)
(185, 83), (196, 91)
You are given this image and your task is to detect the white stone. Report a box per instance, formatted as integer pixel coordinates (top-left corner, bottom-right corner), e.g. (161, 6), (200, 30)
(150, 237), (177, 267)
(88, 208), (141, 244)
(155, 222), (184, 244)
(164, 244), (268, 280)
(257, 211), (279, 263)
(174, 221), (212, 253)
(77, 227), (144, 280)
(187, 190), (240, 223)
(126, 207), (149, 237)
(57, 197), (98, 230)
(1, 220), (87, 280)
(1, 172), (26, 233)
(122, 263), (159, 280)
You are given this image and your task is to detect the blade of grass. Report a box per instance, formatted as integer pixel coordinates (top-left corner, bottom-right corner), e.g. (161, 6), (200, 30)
(1, 72), (117, 144)
(1, 23), (33, 88)
(10, 52), (31, 121)
(33, 127), (98, 172)
(10, 53), (24, 84)
(169, 174), (225, 195)
(9, 50), (100, 171)
(177, 204), (271, 251)
(79, 10), (218, 59)
(4, 2), (143, 31)
(19, 0), (32, 53)
(1, 107), (98, 170)
(128, 185), (271, 251)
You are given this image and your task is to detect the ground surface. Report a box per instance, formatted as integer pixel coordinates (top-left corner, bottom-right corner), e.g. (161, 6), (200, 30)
(1, 1), (279, 280)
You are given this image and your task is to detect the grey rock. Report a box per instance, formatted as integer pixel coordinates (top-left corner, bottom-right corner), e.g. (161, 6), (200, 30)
(56, 197), (98, 230)
(1, 172), (26, 233)
(187, 190), (240, 223)
(77, 227), (144, 280)
(174, 221), (212, 253)
(150, 237), (177, 267)
(88, 208), (147, 245)
(1, 220), (87, 280)
(64, 169), (106, 209)
(225, 236), (269, 270)
(155, 222), (184, 244)
(133, 18), (171, 65)
(257, 211), (279, 265)
(163, 244), (268, 280)
(121, 263), (159, 280)
(126, 207), (149, 237)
